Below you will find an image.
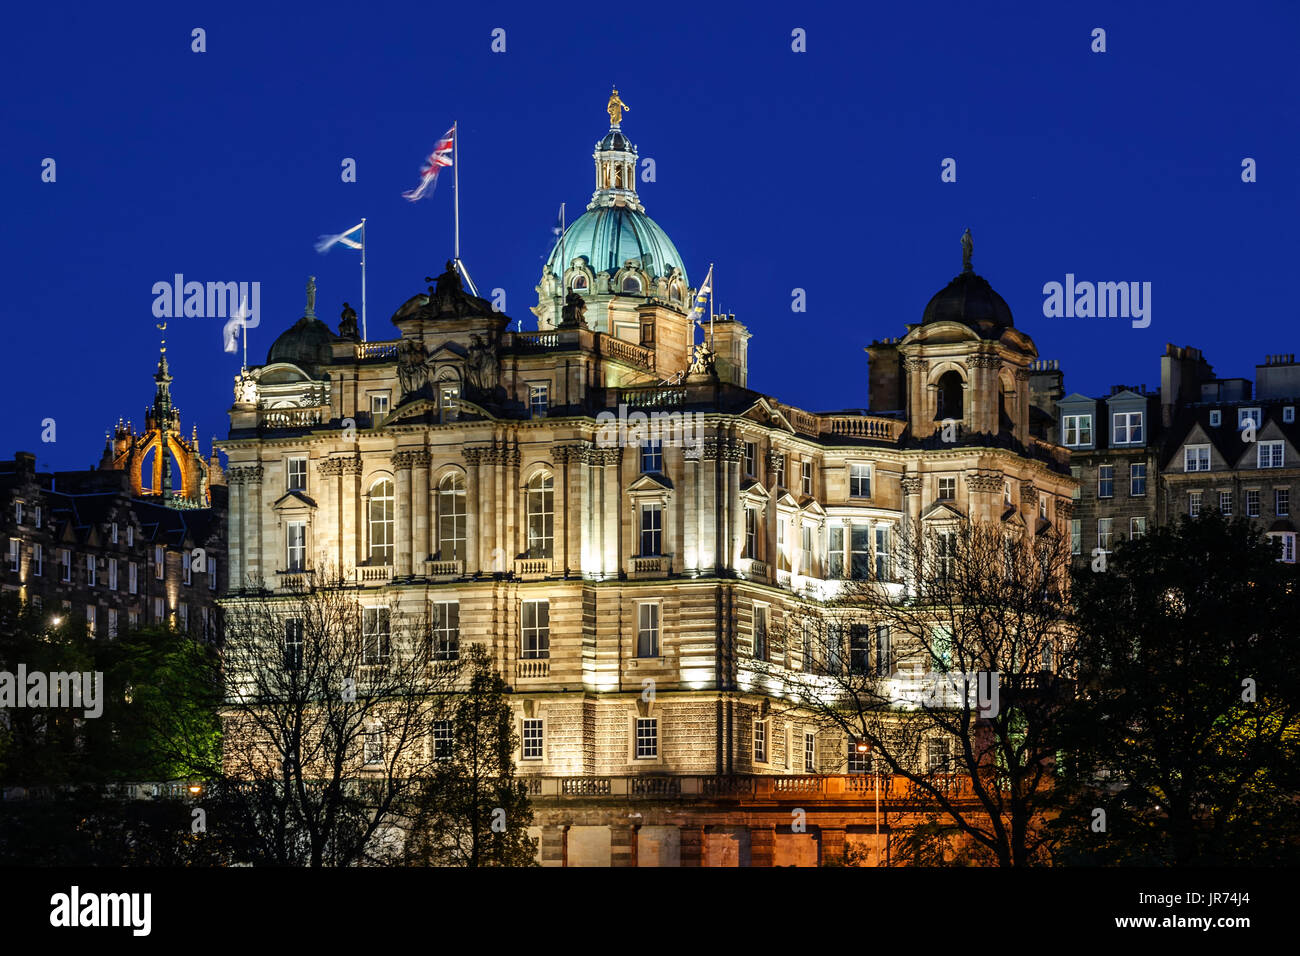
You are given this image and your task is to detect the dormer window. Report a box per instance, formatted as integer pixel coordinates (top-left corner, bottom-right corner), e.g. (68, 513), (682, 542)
(570, 275), (588, 292)
(1238, 408), (1262, 431)
(1112, 411), (1143, 445)
(621, 276), (642, 294)
(1062, 414), (1093, 447)
(1209, 410), (1221, 427)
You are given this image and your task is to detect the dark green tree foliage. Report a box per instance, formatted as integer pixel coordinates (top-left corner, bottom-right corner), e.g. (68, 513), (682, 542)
(1055, 512), (1300, 865)
(405, 646), (537, 866)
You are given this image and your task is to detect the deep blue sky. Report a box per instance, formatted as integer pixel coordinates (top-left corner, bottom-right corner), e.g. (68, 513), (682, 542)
(5, 1), (1297, 471)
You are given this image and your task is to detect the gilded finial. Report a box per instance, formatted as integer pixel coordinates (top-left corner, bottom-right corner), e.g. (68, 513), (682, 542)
(607, 87), (629, 127)
(156, 320), (167, 353)
(961, 228), (974, 273)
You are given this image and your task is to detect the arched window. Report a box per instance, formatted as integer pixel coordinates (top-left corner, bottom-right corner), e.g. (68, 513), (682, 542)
(368, 478), (395, 565)
(621, 276), (642, 294)
(999, 379), (1016, 429)
(525, 473), (554, 558)
(669, 282), (682, 304)
(437, 473), (466, 560)
(570, 274), (588, 292)
(936, 370), (964, 421)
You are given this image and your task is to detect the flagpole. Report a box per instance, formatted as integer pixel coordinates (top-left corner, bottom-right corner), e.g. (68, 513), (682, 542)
(708, 262), (716, 352)
(557, 201), (566, 325)
(360, 217), (368, 342)
(453, 120), (460, 263)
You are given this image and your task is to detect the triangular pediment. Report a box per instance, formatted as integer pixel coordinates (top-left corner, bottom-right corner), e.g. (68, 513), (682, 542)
(273, 490), (317, 511)
(739, 480), (770, 500)
(921, 501), (966, 521)
(741, 397), (796, 434)
(628, 473), (673, 494)
(1002, 508), (1026, 528)
(774, 491), (800, 509)
(798, 499), (827, 517)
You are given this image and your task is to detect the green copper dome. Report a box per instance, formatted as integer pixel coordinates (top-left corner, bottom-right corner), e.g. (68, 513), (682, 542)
(546, 206), (688, 286)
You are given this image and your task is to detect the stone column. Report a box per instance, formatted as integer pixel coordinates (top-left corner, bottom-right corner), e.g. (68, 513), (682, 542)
(679, 826), (704, 867)
(246, 466), (264, 587)
(464, 448), (483, 574)
(610, 824), (637, 868)
(226, 468), (246, 590)
(540, 824), (566, 868)
(602, 448), (621, 577)
(901, 476), (923, 595)
(316, 459), (343, 573)
(342, 457), (361, 573)
(577, 444), (594, 576)
(749, 825), (775, 867)
(505, 437), (521, 561)
(726, 441), (743, 573)
(393, 452), (413, 576)
(411, 450), (430, 570)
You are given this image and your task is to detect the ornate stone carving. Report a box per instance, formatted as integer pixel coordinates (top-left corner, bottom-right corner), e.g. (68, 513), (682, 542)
(463, 447), (487, 465)
(317, 458), (344, 477)
(465, 334), (500, 395)
(1056, 500), (1075, 520)
(965, 472), (1003, 494)
(969, 353), (1001, 370)
(903, 358), (927, 374)
(393, 450), (431, 470)
(900, 476), (923, 497)
(340, 457), (364, 475)
(227, 465), (264, 485)
(1014, 368), (1032, 382)
(1021, 480), (1038, 502)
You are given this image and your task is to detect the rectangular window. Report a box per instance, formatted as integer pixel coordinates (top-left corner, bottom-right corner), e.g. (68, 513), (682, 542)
(1238, 407), (1262, 430)
(1277, 488), (1291, 516)
(849, 624), (871, 674)
(1130, 516), (1146, 539)
(362, 607), (390, 664)
(108, 559), (117, 591)
(639, 503), (662, 556)
(637, 602), (660, 657)
(1185, 445), (1211, 472)
(33, 543), (42, 577)
(801, 460), (813, 496)
(773, 454), (786, 488)
(1097, 517), (1114, 552)
(111, 522), (118, 544)
(86, 554), (96, 587)
(1097, 465), (1114, 499)
(179, 603), (189, 632)
(849, 463), (871, 498)
(153, 597), (164, 622)
(776, 517), (787, 571)
(1071, 519), (1082, 555)
(753, 720), (767, 763)
(440, 387), (459, 423)
(1247, 489), (1261, 517)
(635, 718), (658, 759)
(928, 738), (951, 772)
(209, 558), (217, 590)
(828, 525), (845, 578)
(370, 393), (389, 418)
(931, 625), (952, 672)
(1190, 491), (1203, 517)
(285, 618), (304, 671)
(640, 439), (663, 474)
(431, 601), (459, 661)
(743, 442), (757, 477)
(107, 608), (118, 639)
(1130, 462), (1147, 497)
(522, 600), (550, 659)
(521, 719), (544, 759)
(1113, 411), (1144, 445)
(1258, 441), (1284, 469)
(1070, 466), (1082, 501)
(61, 549), (71, 582)
(800, 524), (813, 575)
(129, 609), (139, 630)
(874, 525), (891, 581)
(183, 558), (192, 586)
(938, 476), (956, 501)
(1039, 495), (1048, 519)
(363, 731), (384, 766)
(936, 531), (956, 580)
(850, 525), (871, 580)
(743, 507), (758, 560)
(155, 544), (165, 579)
(1285, 407), (1296, 424)
(1062, 414), (1093, 447)
(528, 383), (549, 418)
(286, 521), (306, 571)
(1275, 532), (1297, 563)
(13, 501), (22, 524)
(287, 456), (307, 491)
(804, 732), (816, 773)
(1220, 491), (1233, 517)
(86, 604), (96, 638)
(752, 604), (768, 659)
(875, 626), (892, 677)
(431, 720), (453, 761)
(7, 538), (17, 570)
(128, 562), (138, 593)
(1210, 409), (1222, 427)
(1004, 480), (1012, 505)
(848, 740), (870, 775)
(125, 525), (132, 546)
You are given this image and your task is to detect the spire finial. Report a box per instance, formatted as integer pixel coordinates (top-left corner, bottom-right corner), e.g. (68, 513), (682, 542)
(961, 228), (974, 273)
(305, 275), (317, 318)
(607, 87), (628, 128)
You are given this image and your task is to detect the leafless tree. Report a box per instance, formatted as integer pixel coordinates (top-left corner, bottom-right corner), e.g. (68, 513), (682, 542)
(219, 567), (459, 866)
(767, 517), (1075, 866)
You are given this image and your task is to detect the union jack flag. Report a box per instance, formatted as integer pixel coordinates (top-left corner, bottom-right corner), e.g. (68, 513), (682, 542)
(402, 126), (455, 201)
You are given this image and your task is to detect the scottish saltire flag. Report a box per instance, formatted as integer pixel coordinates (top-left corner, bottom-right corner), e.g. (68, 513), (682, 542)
(551, 204), (565, 240)
(314, 221), (364, 254)
(688, 264), (714, 322)
(402, 127), (455, 201)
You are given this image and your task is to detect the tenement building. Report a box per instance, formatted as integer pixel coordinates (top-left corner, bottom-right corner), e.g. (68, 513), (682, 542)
(220, 97), (1075, 866)
(1056, 344), (1298, 565)
(0, 348), (228, 641)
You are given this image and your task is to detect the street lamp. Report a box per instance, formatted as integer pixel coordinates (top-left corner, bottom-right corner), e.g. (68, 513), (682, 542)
(857, 741), (885, 866)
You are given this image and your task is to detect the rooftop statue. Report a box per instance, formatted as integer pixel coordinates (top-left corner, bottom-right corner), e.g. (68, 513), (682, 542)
(559, 291), (588, 329)
(607, 87), (629, 127)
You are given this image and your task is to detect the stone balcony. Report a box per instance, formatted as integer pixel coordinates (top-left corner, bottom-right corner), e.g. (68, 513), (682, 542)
(354, 564), (393, 585)
(516, 658), (551, 680)
(519, 773), (979, 806)
(425, 558), (464, 580)
(626, 554), (671, 579)
(514, 557), (553, 580)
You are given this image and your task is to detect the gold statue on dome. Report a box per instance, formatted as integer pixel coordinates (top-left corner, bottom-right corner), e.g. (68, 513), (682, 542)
(607, 87), (629, 127)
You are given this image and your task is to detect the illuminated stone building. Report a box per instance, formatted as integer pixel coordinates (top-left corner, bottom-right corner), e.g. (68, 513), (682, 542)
(220, 97), (1074, 865)
(0, 351), (227, 642)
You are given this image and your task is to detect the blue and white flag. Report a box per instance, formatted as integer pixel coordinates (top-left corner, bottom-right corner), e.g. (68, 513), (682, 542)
(688, 264), (714, 322)
(315, 221), (364, 254)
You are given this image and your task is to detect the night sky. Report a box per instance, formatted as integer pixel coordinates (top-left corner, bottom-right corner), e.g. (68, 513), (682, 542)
(5, 0), (1296, 471)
